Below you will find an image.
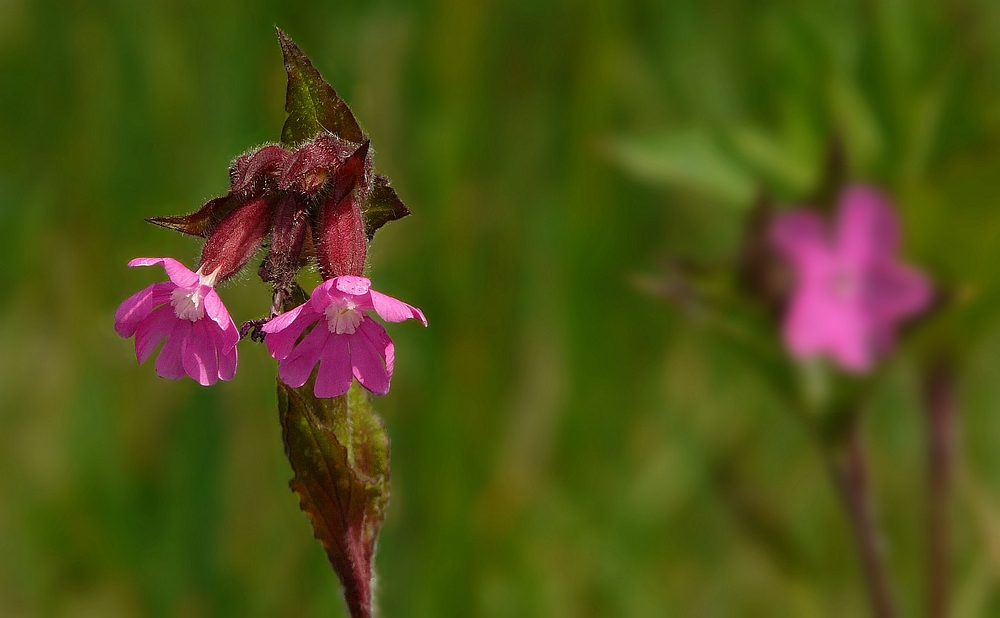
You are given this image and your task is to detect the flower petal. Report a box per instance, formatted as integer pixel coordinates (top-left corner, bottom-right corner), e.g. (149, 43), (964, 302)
(351, 319), (391, 396)
(770, 210), (827, 261)
(115, 282), (174, 338)
(334, 276), (371, 296)
(357, 317), (395, 378)
(314, 334), (353, 398)
(135, 305), (178, 364)
(217, 319), (240, 356)
(278, 322), (330, 388)
(308, 278), (339, 312)
(203, 287), (237, 340)
(368, 289), (427, 325)
(128, 257), (200, 288)
(827, 324), (874, 373)
(182, 319), (220, 386)
(866, 261), (933, 321)
(216, 332), (238, 381)
(836, 186), (900, 262)
(264, 309), (318, 360)
(262, 303), (308, 334)
(783, 284), (873, 373)
(155, 321), (188, 380)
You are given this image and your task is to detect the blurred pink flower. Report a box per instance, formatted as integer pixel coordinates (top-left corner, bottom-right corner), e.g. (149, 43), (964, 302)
(115, 258), (239, 385)
(263, 276), (426, 398)
(771, 186), (932, 372)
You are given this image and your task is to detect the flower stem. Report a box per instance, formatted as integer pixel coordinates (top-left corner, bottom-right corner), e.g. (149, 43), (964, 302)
(826, 420), (898, 618)
(925, 365), (956, 618)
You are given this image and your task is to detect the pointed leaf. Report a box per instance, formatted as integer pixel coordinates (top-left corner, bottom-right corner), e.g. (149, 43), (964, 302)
(363, 174), (410, 240)
(146, 194), (243, 238)
(278, 377), (389, 618)
(277, 28), (365, 147)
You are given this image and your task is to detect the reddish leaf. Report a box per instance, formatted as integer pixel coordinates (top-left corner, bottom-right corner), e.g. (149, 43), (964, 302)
(278, 378), (390, 618)
(146, 194), (243, 238)
(363, 174), (410, 240)
(277, 28), (365, 147)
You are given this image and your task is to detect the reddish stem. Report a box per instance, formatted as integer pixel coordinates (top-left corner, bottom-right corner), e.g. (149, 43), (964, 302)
(827, 420), (897, 618)
(925, 367), (956, 618)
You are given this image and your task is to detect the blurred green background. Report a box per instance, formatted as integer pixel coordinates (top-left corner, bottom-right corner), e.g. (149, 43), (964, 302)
(4, 0), (1000, 616)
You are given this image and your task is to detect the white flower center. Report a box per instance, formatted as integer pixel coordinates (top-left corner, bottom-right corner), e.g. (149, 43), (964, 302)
(171, 286), (205, 321)
(828, 268), (858, 300)
(324, 298), (362, 334)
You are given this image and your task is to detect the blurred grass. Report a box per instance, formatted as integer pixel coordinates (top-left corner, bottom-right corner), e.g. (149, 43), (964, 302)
(3, 0), (1000, 616)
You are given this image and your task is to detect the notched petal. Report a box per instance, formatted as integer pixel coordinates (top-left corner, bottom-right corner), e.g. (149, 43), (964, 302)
(115, 282), (173, 338)
(369, 289), (426, 325)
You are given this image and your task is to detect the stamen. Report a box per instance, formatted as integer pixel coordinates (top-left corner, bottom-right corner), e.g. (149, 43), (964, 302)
(171, 287), (206, 321)
(324, 298), (362, 335)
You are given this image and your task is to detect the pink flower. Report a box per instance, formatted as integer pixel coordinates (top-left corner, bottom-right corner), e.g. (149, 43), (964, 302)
(114, 258), (239, 385)
(771, 186), (932, 372)
(262, 276), (427, 398)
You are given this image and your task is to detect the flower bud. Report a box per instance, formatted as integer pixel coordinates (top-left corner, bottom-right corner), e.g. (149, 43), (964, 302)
(277, 139), (338, 193)
(230, 145), (289, 195)
(314, 142), (371, 278)
(199, 195), (275, 282)
(263, 194), (311, 289)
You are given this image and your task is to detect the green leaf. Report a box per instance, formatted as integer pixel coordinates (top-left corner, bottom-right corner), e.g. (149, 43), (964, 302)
(828, 74), (883, 174)
(278, 377), (390, 618)
(363, 174), (410, 240)
(606, 129), (756, 208)
(727, 126), (818, 197)
(277, 28), (365, 147)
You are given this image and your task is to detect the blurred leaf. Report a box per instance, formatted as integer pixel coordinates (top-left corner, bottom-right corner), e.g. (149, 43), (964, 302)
(901, 75), (952, 180)
(951, 557), (994, 618)
(277, 28), (365, 147)
(961, 468), (1000, 576)
(728, 127), (817, 197)
(363, 174), (410, 240)
(606, 130), (755, 207)
(828, 75), (883, 174)
(278, 377), (390, 618)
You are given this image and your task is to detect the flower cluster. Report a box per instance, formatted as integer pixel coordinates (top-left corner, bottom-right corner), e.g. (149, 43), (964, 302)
(150, 134), (381, 288)
(115, 134), (424, 398)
